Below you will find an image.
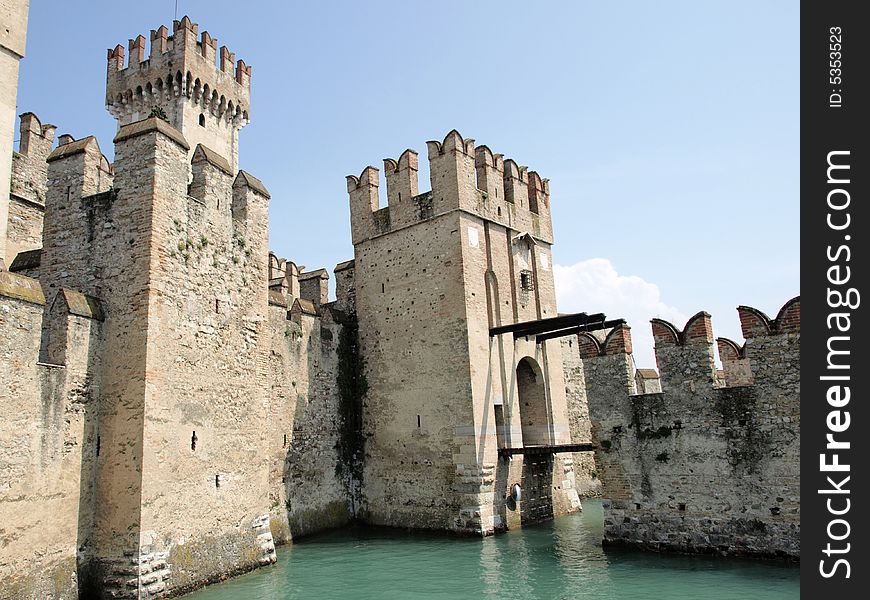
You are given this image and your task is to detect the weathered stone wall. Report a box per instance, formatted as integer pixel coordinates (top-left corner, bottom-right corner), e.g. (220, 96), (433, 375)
(0, 271), (104, 599)
(7, 112), (56, 262)
(7, 195), (42, 261)
(266, 300), (351, 544)
(298, 269), (328, 306)
(353, 203), (473, 531)
(0, 0), (30, 265)
(560, 335), (601, 498)
(579, 299), (800, 559)
(333, 260), (355, 312)
(39, 135), (114, 300)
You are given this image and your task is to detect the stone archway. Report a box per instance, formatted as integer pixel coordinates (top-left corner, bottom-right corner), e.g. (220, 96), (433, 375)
(516, 357), (550, 446)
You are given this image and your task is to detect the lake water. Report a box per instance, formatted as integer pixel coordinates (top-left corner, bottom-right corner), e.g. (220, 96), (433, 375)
(184, 501), (799, 600)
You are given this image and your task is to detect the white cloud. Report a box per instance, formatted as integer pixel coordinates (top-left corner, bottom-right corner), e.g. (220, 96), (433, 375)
(553, 258), (688, 369)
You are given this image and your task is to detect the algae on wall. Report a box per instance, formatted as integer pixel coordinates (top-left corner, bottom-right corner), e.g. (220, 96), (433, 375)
(335, 312), (367, 513)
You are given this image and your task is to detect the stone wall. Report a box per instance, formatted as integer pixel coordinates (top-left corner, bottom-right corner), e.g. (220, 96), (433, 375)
(0, 271), (103, 599)
(560, 335), (602, 498)
(7, 195), (42, 261)
(333, 260), (355, 312)
(7, 112), (56, 262)
(579, 299), (800, 559)
(266, 298), (351, 543)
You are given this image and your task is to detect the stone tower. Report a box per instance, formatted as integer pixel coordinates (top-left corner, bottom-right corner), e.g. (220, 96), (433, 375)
(105, 15), (250, 173)
(32, 17), (272, 597)
(0, 0), (30, 265)
(348, 130), (580, 535)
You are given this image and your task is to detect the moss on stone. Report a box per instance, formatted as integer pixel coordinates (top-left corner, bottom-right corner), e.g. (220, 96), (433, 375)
(0, 270), (45, 305)
(336, 313), (366, 501)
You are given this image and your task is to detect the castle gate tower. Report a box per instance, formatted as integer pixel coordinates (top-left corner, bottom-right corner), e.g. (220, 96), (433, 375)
(105, 16), (250, 173)
(348, 130), (583, 534)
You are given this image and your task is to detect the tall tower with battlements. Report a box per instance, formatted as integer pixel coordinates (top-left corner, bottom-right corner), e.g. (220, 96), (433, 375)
(348, 130), (581, 535)
(0, 0), (30, 266)
(105, 16), (250, 173)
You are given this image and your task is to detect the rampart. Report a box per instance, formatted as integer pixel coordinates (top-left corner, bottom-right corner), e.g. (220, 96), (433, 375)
(576, 299), (800, 559)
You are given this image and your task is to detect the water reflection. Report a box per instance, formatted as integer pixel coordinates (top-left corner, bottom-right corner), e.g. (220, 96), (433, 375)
(184, 501), (798, 600)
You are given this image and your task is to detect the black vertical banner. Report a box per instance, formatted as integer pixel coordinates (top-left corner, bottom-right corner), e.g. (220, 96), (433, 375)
(802, 2), (868, 597)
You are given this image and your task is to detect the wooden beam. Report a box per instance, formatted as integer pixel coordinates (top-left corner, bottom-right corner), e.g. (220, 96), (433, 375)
(497, 443), (595, 458)
(489, 312), (607, 338)
(535, 319), (626, 343)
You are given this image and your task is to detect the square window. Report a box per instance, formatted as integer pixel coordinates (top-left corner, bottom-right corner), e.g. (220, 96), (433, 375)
(520, 270), (535, 291)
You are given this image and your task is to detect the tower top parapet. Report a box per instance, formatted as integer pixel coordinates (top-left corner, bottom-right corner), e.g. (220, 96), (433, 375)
(347, 129), (554, 245)
(105, 16), (250, 172)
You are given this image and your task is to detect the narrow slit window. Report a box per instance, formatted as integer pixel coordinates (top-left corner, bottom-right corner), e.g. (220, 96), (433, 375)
(191, 431), (197, 451)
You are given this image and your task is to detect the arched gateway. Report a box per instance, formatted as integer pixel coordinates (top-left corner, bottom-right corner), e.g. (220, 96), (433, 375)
(516, 357), (550, 446)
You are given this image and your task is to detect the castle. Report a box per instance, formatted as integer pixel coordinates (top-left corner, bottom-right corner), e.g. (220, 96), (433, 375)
(0, 8), (800, 599)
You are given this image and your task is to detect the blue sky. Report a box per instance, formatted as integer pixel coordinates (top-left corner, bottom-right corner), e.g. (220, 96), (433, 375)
(16, 1), (799, 366)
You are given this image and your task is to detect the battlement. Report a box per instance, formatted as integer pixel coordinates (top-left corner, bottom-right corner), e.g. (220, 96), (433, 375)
(737, 296), (800, 337)
(17, 112), (56, 161)
(105, 16), (250, 172)
(573, 298), (799, 395)
(348, 130), (553, 245)
(577, 297), (801, 558)
(106, 16), (250, 119)
(575, 324), (633, 358)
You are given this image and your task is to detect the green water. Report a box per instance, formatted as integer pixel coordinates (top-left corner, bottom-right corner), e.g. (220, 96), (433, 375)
(184, 501), (799, 600)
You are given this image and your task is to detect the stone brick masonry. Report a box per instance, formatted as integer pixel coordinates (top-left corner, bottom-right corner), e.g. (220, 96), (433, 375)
(569, 300), (800, 559)
(0, 10), (799, 600)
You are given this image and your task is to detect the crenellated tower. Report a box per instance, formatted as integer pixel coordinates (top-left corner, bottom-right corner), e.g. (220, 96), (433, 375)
(348, 130), (579, 536)
(105, 16), (251, 173)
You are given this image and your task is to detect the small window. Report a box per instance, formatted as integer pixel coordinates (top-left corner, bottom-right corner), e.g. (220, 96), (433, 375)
(519, 269), (535, 291)
(199, 114), (206, 127)
(191, 431), (198, 451)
